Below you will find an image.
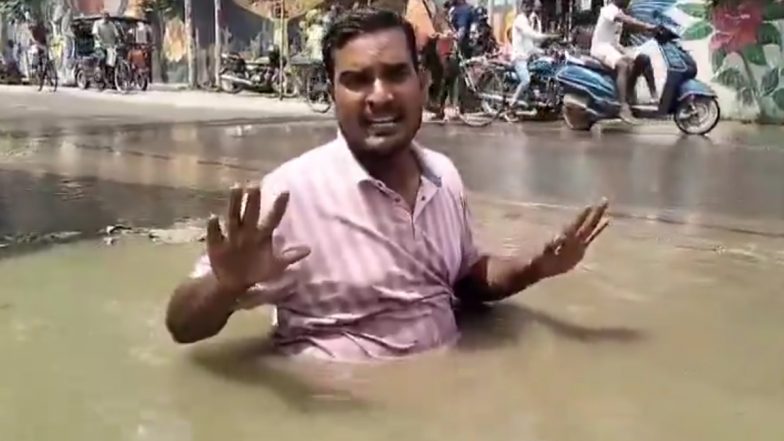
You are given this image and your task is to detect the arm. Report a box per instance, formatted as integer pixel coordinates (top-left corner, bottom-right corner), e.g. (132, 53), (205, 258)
(615, 11), (656, 33)
(165, 184), (309, 344)
(455, 200), (610, 304)
(455, 254), (544, 304)
(166, 273), (244, 343)
(517, 15), (547, 41)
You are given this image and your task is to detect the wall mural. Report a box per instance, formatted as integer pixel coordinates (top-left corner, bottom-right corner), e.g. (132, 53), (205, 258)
(628, 0), (784, 123)
(678, 0), (784, 122)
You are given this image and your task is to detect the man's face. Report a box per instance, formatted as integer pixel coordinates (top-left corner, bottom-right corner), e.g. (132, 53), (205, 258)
(331, 28), (425, 159)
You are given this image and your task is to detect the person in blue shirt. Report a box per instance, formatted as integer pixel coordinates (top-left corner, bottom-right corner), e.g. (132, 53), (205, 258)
(450, 0), (474, 57)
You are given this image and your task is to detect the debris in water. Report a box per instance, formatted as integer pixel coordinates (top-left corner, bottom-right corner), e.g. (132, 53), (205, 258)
(104, 224), (133, 235)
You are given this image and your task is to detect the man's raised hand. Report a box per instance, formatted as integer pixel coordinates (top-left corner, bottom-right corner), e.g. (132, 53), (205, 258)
(206, 184), (310, 294)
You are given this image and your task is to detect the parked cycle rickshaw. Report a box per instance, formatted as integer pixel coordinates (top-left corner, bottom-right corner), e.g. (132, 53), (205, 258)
(71, 15), (151, 92)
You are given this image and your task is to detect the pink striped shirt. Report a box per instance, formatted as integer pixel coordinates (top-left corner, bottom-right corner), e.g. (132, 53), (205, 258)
(192, 135), (481, 362)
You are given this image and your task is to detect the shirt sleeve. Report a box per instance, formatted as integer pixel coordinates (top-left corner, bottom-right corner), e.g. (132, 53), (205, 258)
(187, 172), (299, 310)
(602, 4), (621, 22)
(515, 15), (545, 41)
(457, 194), (482, 281)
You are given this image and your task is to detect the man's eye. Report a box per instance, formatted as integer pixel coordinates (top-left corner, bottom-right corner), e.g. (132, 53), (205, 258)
(385, 66), (412, 83)
(341, 72), (371, 90)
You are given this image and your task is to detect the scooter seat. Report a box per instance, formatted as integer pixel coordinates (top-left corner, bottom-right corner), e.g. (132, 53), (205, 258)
(583, 56), (615, 74)
(570, 55), (616, 75)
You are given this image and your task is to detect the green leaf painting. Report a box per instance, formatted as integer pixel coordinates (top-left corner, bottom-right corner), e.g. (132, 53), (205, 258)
(758, 23), (782, 48)
(742, 45), (767, 66)
(760, 69), (780, 97)
(739, 87), (756, 106)
(763, 2), (784, 21)
(711, 48), (726, 73)
(714, 68), (748, 90)
(682, 21), (713, 40)
(772, 89), (784, 111)
(677, 3), (707, 18)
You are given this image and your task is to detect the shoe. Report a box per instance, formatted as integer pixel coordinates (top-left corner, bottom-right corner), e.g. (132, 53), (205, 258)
(619, 105), (639, 125)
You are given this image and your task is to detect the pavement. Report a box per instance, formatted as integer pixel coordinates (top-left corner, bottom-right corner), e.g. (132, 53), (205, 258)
(0, 84), (328, 132)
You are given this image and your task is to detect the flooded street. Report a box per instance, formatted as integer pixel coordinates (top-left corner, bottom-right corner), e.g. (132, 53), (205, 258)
(1, 93), (783, 441)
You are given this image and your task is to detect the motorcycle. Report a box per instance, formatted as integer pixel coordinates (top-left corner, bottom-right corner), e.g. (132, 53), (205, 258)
(482, 40), (569, 121)
(555, 19), (720, 135)
(219, 47), (294, 96)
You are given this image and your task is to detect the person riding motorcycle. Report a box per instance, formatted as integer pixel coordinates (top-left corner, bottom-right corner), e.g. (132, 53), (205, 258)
(590, 0), (658, 123)
(510, 0), (558, 104)
(92, 12), (120, 72)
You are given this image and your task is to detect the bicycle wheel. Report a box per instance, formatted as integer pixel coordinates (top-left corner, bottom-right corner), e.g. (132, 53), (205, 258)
(304, 67), (332, 114)
(36, 62), (45, 92)
(457, 67), (504, 127)
(114, 60), (132, 93)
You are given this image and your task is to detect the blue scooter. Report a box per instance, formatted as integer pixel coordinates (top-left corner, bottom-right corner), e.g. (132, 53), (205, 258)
(554, 19), (720, 135)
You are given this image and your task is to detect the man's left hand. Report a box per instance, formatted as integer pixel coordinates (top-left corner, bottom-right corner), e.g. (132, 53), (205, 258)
(531, 199), (610, 279)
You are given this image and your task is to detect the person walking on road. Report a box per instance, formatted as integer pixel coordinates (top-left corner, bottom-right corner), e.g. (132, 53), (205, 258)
(166, 8), (610, 362)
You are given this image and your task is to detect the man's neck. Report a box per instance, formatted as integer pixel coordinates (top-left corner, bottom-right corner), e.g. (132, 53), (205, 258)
(356, 146), (421, 195)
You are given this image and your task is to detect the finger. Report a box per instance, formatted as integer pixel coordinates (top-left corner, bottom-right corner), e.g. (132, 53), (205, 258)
(544, 234), (566, 254)
(577, 198), (609, 241)
(586, 218), (610, 245)
(242, 184), (261, 232)
(206, 214), (225, 249)
(258, 191), (290, 238)
(277, 245), (311, 266)
(564, 206), (592, 239)
(227, 184), (243, 240)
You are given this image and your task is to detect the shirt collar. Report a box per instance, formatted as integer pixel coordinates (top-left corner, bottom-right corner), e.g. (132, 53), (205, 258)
(330, 131), (442, 188)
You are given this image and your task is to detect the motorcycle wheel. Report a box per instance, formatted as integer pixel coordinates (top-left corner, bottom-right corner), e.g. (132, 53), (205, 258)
(674, 96), (720, 135)
(220, 68), (242, 94)
(562, 94), (594, 131)
(76, 69), (90, 90)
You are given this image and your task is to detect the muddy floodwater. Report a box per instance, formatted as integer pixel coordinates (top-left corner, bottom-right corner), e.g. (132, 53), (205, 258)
(1, 120), (783, 440)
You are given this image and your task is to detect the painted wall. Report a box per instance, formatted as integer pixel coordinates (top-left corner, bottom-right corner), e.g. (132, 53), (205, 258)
(633, 0), (784, 123)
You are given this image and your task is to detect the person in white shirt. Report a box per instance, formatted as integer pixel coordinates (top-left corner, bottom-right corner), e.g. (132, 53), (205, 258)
(92, 12), (120, 67)
(133, 21), (150, 46)
(511, 0), (557, 103)
(590, 0), (657, 122)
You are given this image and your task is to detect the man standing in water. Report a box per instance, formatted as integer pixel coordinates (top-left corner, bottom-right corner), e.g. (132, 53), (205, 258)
(166, 9), (609, 362)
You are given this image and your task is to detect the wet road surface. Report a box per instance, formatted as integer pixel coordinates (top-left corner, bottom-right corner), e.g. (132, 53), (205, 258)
(1, 108), (783, 441)
(1, 118), (783, 238)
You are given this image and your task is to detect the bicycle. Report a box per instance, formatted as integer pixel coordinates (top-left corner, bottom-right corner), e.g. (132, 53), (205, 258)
(32, 46), (58, 92)
(438, 40), (504, 127)
(299, 61), (331, 114)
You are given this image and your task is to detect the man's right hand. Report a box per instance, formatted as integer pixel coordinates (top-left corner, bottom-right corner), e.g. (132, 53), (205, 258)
(206, 184), (311, 296)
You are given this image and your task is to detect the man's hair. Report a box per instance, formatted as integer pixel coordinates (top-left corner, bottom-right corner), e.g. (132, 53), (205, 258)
(321, 8), (419, 82)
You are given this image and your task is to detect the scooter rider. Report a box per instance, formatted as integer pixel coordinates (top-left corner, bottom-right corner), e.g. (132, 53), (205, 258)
(511, 0), (558, 103)
(590, 0), (658, 123)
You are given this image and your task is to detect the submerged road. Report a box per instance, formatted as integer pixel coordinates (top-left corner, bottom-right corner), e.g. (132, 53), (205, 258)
(0, 88), (783, 238)
(1, 90), (784, 441)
